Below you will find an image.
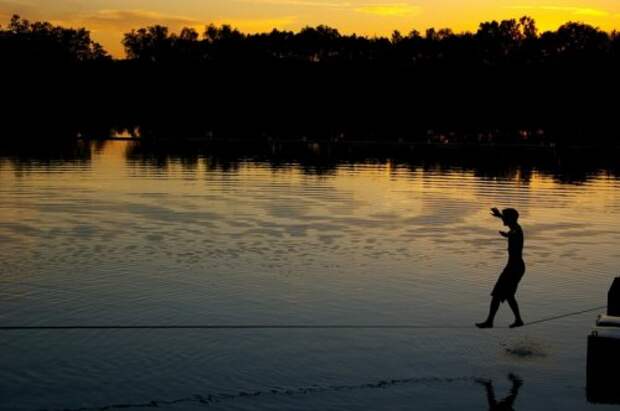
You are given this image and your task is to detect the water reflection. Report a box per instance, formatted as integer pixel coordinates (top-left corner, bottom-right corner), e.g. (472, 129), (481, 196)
(125, 141), (620, 183)
(477, 374), (523, 411)
(0, 141), (93, 171)
(1, 140), (620, 183)
(0, 140), (617, 410)
(31, 374), (524, 411)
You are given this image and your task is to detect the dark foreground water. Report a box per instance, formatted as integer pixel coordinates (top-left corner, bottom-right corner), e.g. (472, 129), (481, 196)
(1, 141), (619, 410)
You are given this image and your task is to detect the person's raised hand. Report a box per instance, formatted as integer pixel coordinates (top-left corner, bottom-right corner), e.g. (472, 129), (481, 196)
(490, 207), (502, 218)
(499, 231), (509, 237)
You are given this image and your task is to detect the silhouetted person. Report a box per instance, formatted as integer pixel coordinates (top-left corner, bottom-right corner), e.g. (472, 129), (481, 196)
(477, 374), (523, 411)
(476, 207), (525, 328)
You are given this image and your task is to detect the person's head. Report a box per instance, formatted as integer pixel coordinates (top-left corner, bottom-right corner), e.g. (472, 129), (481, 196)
(502, 208), (519, 226)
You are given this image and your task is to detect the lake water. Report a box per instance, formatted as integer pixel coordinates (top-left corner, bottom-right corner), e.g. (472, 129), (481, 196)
(1, 141), (619, 410)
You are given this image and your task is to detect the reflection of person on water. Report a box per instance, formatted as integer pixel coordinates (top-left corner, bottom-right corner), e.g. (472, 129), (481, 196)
(476, 207), (525, 329)
(477, 374), (523, 411)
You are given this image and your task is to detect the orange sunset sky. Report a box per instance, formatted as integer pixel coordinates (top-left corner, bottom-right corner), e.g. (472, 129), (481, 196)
(1, 0), (620, 57)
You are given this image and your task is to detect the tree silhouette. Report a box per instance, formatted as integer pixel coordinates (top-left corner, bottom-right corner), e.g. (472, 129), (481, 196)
(1, 15), (108, 64)
(1, 15), (619, 144)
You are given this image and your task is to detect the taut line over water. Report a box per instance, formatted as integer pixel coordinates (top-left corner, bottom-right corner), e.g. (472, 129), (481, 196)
(0, 305), (606, 331)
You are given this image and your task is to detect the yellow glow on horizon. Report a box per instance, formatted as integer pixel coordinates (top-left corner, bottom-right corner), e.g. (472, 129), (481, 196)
(213, 16), (298, 31)
(506, 5), (610, 18)
(354, 4), (422, 17)
(1, 1), (620, 57)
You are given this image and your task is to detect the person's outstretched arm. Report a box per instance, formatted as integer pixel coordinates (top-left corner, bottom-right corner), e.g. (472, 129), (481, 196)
(491, 208), (509, 237)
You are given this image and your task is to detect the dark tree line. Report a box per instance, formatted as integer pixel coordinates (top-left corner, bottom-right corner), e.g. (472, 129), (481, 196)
(120, 17), (619, 67)
(1, 15), (620, 147)
(0, 15), (109, 63)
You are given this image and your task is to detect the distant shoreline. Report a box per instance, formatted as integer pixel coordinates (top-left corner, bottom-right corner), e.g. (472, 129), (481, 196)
(3, 15), (620, 147)
(76, 137), (620, 152)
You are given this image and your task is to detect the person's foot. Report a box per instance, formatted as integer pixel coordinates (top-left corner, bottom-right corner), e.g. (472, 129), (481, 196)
(509, 319), (524, 328)
(476, 321), (493, 329)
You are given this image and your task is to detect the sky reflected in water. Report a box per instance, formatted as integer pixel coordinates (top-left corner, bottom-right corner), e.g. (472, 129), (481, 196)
(0, 141), (619, 410)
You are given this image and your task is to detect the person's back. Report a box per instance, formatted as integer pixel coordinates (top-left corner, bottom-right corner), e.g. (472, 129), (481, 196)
(507, 224), (523, 260)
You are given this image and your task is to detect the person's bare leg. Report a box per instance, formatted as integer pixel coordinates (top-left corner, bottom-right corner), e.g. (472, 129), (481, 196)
(507, 296), (524, 328)
(477, 297), (500, 328)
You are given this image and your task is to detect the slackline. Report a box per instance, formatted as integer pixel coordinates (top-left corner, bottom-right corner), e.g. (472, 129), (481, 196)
(0, 305), (606, 331)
